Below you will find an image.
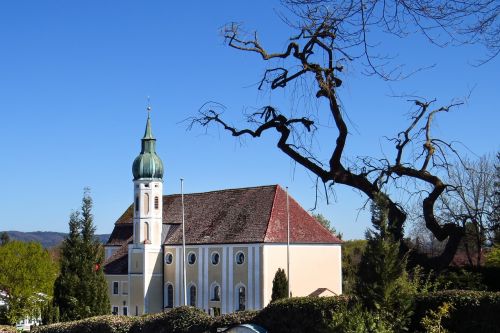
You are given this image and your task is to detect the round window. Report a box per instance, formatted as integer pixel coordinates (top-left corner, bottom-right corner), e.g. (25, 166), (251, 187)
(165, 253), (173, 265)
(188, 252), (196, 265)
(235, 251), (245, 265)
(211, 252), (220, 265)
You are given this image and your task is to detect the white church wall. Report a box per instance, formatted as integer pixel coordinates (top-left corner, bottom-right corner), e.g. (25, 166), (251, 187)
(262, 244), (342, 307)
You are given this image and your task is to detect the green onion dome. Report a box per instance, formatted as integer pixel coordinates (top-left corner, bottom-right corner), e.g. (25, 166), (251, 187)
(132, 116), (164, 180)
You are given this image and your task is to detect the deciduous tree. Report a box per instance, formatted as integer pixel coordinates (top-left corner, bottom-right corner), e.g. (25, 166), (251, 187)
(0, 241), (57, 324)
(438, 155), (496, 266)
(191, 5), (475, 269)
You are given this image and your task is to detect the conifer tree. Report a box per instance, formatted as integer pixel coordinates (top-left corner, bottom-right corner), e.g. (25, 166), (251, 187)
(0, 232), (9, 246)
(355, 194), (414, 331)
(271, 268), (289, 302)
(53, 188), (110, 321)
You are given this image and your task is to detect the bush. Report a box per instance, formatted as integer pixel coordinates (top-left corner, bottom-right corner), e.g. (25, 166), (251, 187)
(32, 315), (134, 333)
(329, 302), (393, 333)
(210, 311), (258, 332)
(129, 306), (211, 333)
(412, 290), (500, 333)
(0, 325), (16, 333)
(253, 296), (349, 333)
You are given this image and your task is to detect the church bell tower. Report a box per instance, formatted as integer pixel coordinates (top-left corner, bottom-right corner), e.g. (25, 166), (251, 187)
(129, 105), (164, 315)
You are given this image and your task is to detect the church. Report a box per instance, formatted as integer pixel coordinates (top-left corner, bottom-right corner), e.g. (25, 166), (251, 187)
(103, 112), (342, 316)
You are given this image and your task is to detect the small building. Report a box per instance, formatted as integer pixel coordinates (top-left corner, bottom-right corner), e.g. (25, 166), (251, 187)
(103, 112), (342, 316)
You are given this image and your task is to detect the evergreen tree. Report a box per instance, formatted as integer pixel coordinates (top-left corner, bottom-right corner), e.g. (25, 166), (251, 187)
(0, 232), (9, 246)
(355, 194), (413, 331)
(53, 188), (110, 321)
(271, 268), (289, 302)
(492, 153), (500, 245)
(313, 213), (343, 239)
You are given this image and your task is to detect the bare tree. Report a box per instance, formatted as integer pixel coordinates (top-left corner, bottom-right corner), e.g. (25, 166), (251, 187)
(438, 155), (497, 266)
(284, 0), (500, 67)
(189, 8), (486, 269)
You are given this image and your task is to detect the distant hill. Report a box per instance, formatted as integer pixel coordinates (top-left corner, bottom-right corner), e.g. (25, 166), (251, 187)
(2, 231), (110, 248)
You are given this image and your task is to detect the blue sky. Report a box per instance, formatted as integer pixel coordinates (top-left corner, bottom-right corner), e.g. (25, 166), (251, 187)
(0, 1), (498, 240)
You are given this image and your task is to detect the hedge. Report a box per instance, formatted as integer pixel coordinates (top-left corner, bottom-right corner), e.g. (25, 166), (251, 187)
(32, 315), (134, 333)
(210, 310), (258, 332)
(253, 296), (350, 333)
(129, 307), (211, 333)
(31, 292), (500, 333)
(413, 290), (500, 333)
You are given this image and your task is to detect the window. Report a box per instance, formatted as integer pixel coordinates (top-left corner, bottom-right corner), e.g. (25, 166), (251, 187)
(122, 306), (128, 316)
(188, 252), (196, 265)
(122, 282), (128, 295)
(112, 306), (119, 315)
(166, 284), (174, 308)
(211, 252), (220, 265)
(165, 253), (173, 265)
(143, 222), (150, 243)
(212, 285), (221, 301)
(112, 281), (119, 295)
(189, 285), (197, 307)
(144, 193), (150, 214)
(135, 196), (139, 212)
(235, 251), (245, 265)
(238, 286), (246, 311)
(154, 196), (159, 209)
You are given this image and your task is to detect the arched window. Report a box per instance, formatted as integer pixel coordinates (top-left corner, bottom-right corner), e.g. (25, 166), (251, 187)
(189, 285), (197, 307)
(212, 285), (221, 301)
(154, 196), (159, 209)
(144, 193), (150, 214)
(238, 286), (246, 311)
(143, 222), (149, 242)
(135, 196), (139, 212)
(165, 284), (174, 308)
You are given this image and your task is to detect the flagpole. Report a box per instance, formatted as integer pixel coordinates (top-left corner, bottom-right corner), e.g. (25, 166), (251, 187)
(181, 178), (187, 306)
(286, 186), (291, 298)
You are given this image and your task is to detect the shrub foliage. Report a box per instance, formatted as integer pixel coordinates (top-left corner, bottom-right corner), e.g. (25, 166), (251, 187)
(31, 291), (500, 333)
(413, 290), (500, 333)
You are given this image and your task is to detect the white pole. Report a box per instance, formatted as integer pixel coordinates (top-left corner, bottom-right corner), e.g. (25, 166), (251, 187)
(286, 186), (291, 298)
(181, 178), (187, 306)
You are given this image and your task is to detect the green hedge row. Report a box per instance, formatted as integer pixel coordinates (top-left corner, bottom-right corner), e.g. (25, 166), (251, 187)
(32, 307), (257, 333)
(413, 290), (500, 333)
(253, 296), (349, 333)
(32, 315), (134, 333)
(31, 292), (500, 333)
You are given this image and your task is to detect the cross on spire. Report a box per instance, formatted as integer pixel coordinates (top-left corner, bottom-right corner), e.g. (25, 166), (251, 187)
(146, 96), (152, 118)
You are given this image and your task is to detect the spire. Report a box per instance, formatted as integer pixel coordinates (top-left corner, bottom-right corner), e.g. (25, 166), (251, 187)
(143, 115), (155, 140)
(143, 100), (154, 140)
(132, 99), (164, 180)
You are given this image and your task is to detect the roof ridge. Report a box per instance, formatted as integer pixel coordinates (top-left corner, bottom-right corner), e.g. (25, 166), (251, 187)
(162, 184), (278, 197)
(263, 185), (279, 241)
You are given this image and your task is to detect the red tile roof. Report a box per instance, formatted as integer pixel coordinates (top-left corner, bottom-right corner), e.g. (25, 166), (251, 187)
(264, 186), (341, 243)
(103, 237), (131, 275)
(104, 185), (341, 273)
